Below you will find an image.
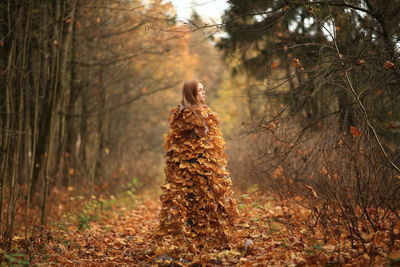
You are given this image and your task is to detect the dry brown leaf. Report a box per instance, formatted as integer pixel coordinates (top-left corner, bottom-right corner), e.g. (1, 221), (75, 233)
(349, 126), (361, 137)
(388, 121), (400, 129)
(383, 61), (395, 69)
(291, 58), (304, 70)
(356, 59), (366, 64)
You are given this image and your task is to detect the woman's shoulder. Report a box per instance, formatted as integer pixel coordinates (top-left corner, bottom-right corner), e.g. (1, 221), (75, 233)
(169, 104), (183, 115)
(202, 105), (219, 123)
(171, 104), (219, 120)
(169, 104), (211, 116)
(168, 104), (183, 124)
(168, 104), (203, 126)
(168, 104), (194, 118)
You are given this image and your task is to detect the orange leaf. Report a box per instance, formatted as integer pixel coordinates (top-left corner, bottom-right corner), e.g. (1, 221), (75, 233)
(68, 168), (75, 175)
(262, 122), (276, 130)
(272, 166), (283, 178)
(383, 61), (395, 69)
(320, 167), (328, 175)
(388, 121), (400, 129)
(349, 126), (361, 137)
(291, 58), (304, 70)
(374, 89), (382, 96)
(356, 59), (366, 64)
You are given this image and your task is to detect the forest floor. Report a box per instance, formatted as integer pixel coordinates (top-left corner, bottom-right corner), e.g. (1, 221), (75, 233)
(17, 188), (400, 266)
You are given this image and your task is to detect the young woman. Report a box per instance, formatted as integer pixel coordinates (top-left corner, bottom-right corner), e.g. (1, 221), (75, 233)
(154, 80), (239, 258)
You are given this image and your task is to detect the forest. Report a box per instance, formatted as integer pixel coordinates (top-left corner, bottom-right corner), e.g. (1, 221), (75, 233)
(0, 0), (399, 266)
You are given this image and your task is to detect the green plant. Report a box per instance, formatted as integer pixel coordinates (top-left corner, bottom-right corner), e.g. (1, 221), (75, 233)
(237, 204), (247, 210)
(1, 253), (29, 267)
(310, 239), (323, 250)
(77, 214), (92, 231)
(127, 177), (141, 192)
(251, 215), (260, 222)
(388, 256), (400, 266)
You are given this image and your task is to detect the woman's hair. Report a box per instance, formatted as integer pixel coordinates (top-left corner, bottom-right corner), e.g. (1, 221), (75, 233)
(180, 80), (207, 128)
(181, 79), (204, 108)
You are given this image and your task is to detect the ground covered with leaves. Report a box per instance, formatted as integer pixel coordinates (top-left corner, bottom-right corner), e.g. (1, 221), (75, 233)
(6, 189), (400, 266)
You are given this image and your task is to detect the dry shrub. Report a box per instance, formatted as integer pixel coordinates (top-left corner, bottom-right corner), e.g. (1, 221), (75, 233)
(228, 116), (400, 251)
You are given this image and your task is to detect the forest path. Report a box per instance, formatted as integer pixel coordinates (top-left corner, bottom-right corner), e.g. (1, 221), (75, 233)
(32, 191), (161, 266)
(32, 190), (392, 266)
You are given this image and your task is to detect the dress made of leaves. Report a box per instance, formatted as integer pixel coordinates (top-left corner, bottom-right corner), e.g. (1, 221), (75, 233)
(154, 104), (239, 257)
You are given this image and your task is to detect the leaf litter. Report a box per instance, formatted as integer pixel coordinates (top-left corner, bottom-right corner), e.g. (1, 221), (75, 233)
(26, 189), (400, 266)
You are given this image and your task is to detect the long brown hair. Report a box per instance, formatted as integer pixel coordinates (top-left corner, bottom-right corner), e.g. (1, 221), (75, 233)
(180, 80), (208, 127)
(181, 79), (204, 109)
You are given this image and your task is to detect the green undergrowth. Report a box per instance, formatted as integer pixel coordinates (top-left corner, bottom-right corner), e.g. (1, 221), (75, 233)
(0, 252), (30, 267)
(0, 178), (147, 266)
(55, 177), (142, 232)
(236, 184), (275, 211)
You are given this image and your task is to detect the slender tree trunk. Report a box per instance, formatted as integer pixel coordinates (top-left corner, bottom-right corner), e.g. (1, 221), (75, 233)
(1, 11), (17, 241)
(41, 0), (64, 225)
(31, 1), (51, 199)
(79, 68), (89, 170)
(64, 1), (79, 188)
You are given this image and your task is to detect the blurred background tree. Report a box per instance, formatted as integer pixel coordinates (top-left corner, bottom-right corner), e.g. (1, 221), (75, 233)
(217, 0), (400, 188)
(216, 0), (400, 245)
(0, 0), (221, 250)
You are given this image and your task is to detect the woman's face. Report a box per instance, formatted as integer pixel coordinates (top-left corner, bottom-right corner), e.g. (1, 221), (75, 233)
(196, 83), (206, 103)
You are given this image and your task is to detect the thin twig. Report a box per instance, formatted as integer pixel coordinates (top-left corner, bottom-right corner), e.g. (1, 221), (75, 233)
(311, 9), (400, 173)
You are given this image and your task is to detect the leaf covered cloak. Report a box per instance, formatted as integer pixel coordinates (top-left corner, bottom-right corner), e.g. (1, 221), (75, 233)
(154, 104), (239, 257)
